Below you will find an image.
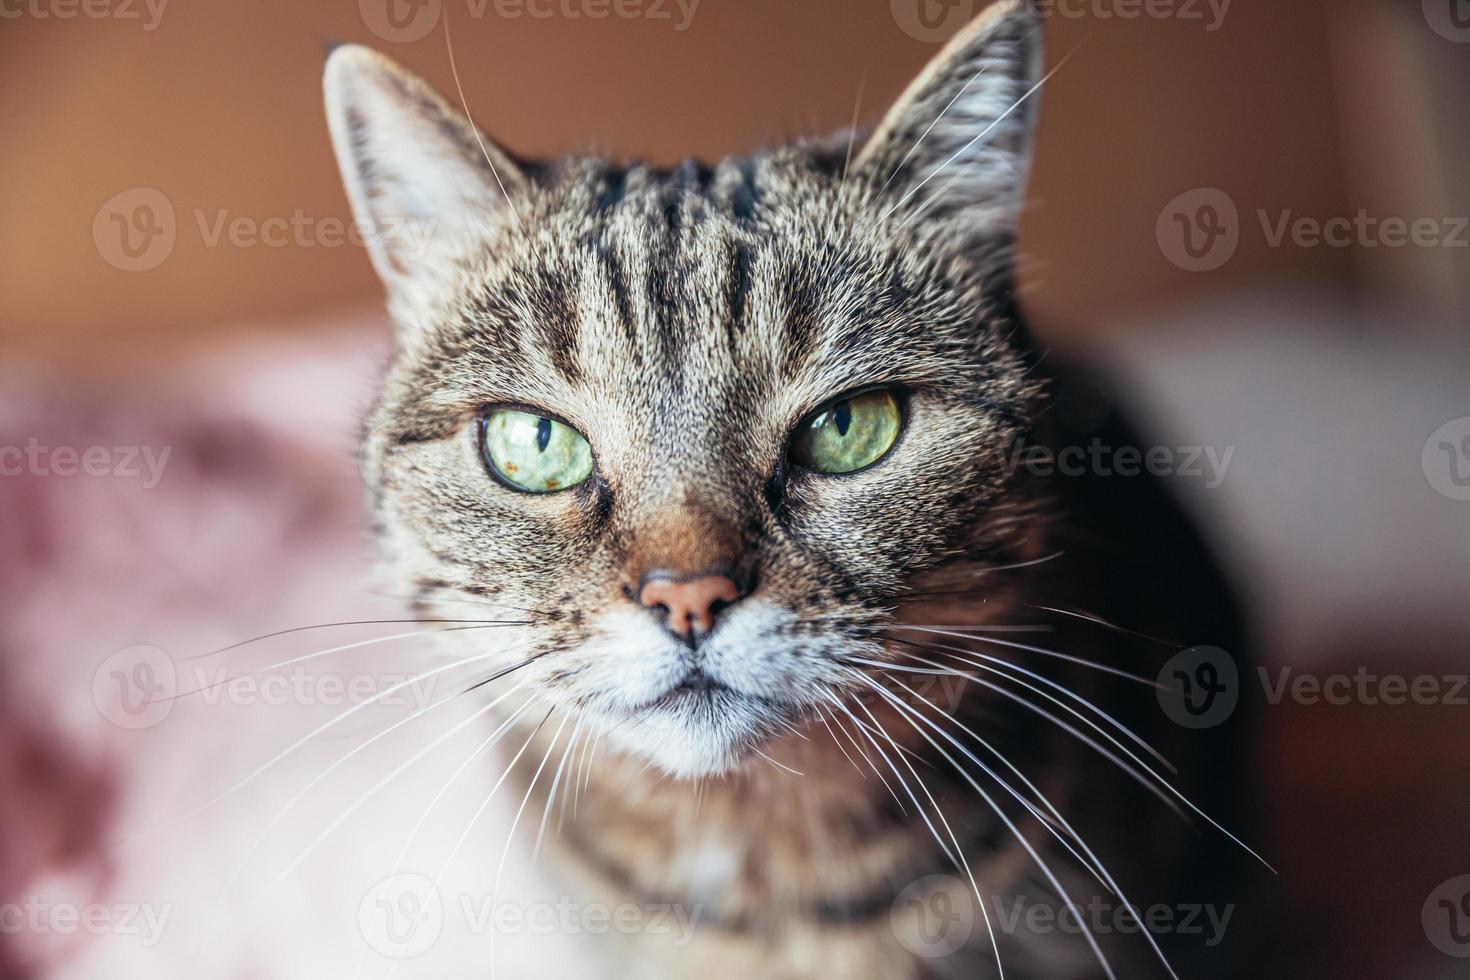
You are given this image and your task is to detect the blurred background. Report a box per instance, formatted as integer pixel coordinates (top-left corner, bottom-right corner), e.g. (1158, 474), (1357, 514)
(2, 1), (1468, 978)
(3, 0), (1468, 366)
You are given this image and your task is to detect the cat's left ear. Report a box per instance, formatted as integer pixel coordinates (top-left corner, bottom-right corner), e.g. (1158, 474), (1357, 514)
(855, 0), (1042, 235)
(323, 45), (527, 302)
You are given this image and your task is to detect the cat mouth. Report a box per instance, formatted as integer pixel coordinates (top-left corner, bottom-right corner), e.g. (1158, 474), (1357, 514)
(641, 669), (733, 712)
(611, 668), (791, 776)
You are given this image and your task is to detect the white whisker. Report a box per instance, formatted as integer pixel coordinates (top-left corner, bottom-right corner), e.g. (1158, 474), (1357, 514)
(752, 747), (804, 777)
(849, 672), (1117, 980)
(859, 651), (1183, 813)
(260, 698), (502, 895)
(869, 63), (993, 203)
(886, 47), (1078, 222)
(1025, 603), (1177, 647)
(379, 708), (553, 980)
(823, 694), (959, 870)
(813, 703), (866, 780)
(886, 626), (1163, 688)
(840, 72), (868, 184)
(881, 636), (1175, 771)
(174, 619), (527, 664)
(161, 625), (497, 702)
(121, 645), (532, 842)
(348, 698), (535, 980)
(877, 675), (1182, 980)
(535, 715), (584, 861)
(858, 652), (1275, 872)
(230, 674), (533, 884)
(441, 10), (520, 227)
(488, 713), (571, 980)
(835, 692), (1005, 980)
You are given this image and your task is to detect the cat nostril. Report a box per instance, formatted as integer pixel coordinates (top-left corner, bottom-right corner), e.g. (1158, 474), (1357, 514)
(637, 573), (743, 640)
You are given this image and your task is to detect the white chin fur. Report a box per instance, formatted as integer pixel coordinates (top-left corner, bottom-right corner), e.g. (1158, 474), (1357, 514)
(564, 602), (804, 777)
(598, 692), (772, 779)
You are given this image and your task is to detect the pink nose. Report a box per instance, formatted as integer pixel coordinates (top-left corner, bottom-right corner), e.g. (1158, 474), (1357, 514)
(637, 574), (741, 638)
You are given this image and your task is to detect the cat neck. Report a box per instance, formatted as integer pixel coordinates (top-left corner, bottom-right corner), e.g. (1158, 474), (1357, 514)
(509, 696), (1010, 933)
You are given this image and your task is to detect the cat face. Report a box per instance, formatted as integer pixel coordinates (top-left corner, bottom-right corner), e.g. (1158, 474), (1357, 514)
(326, 1), (1044, 777)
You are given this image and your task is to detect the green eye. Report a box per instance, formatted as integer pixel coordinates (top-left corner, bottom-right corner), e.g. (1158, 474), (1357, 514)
(481, 408), (593, 493)
(789, 388), (902, 475)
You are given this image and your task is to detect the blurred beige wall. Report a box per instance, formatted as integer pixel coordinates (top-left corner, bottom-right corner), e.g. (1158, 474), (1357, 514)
(1, 0), (1460, 373)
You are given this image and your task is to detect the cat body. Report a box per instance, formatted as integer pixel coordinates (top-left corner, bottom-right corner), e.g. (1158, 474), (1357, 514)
(324, 3), (1258, 976)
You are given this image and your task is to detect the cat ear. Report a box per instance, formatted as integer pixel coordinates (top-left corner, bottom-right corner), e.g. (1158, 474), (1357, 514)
(855, 0), (1042, 234)
(322, 45), (527, 299)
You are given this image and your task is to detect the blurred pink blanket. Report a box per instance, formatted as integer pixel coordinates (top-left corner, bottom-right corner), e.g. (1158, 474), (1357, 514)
(0, 326), (389, 975)
(1, 322), (597, 980)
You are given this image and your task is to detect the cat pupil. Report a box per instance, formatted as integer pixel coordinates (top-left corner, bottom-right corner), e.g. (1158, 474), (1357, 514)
(833, 401), (852, 437)
(536, 417), (552, 453)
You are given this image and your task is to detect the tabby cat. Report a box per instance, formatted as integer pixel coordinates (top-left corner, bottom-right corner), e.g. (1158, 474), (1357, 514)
(323, 2), (1260, 976)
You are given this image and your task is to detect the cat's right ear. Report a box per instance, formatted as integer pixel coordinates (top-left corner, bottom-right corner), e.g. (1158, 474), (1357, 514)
(323, 45), (526, 301)
(854, 0), (1042, 238)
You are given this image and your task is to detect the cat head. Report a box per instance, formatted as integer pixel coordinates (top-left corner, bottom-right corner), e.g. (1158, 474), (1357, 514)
(325, 0), (1046, 777)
